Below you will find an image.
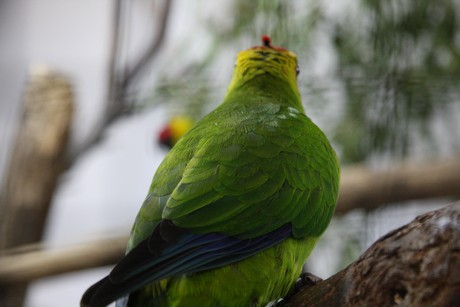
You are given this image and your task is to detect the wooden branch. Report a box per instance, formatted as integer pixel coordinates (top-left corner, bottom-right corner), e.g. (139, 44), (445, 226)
(0, 237), (127, 285)
(0, 66), (74, 306)
(285, 202), (460, 306)
(337, 157), (460, 214)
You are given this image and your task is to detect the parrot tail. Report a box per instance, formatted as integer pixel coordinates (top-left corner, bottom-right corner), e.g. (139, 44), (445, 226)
(81, 220), (292, 307)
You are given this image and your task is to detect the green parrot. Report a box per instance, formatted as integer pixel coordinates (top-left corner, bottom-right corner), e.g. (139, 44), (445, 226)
(81, 35), (340, 307)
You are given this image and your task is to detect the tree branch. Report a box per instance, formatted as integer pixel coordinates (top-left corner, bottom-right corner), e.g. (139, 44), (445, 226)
(70, 0), (174, 162)
(106, 0), (125, 114)
(337, 157), (460, 214)
(0, 237), (127, 285)
(285, 202), (460, 306)
(122, 0), (173, 90)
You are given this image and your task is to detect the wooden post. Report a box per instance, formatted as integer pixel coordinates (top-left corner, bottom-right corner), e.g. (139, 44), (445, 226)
(0, 65), (74, 307)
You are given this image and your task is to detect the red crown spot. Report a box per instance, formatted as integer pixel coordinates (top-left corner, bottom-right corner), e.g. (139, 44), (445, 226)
(159, 126), (171, 142)
(261, 35), (271, 47)
(250, 35), (287, 51)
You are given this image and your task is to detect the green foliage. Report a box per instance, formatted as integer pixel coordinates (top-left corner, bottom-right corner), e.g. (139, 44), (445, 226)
(332, 0), (460, 161)
(147, 0), (460, 162)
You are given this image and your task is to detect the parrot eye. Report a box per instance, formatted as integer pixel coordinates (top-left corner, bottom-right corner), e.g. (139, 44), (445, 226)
(296, 65), (300, 76)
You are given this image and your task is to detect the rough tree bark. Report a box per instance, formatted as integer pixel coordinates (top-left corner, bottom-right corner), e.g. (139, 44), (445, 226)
(285, 202), (460, 307)
(0, 66), (74, 307)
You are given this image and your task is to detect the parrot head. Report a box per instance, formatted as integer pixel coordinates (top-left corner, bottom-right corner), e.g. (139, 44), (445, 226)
(159, 36), (299, 150)
(226, 35), (300, 101)
(158, 115), (195, 149)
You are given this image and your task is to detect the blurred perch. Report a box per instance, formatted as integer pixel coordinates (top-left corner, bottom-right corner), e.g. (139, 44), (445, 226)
(0, 158), (460, 285)
(0, 237), (128, 285)
(0, 65), (74, 306)
(285, 202), (460, 306)
(0, 65), (73, 248)
(338, 157), (460, 214)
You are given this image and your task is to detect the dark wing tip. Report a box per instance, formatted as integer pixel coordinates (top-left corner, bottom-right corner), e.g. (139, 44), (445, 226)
(80, 276), (113, 307)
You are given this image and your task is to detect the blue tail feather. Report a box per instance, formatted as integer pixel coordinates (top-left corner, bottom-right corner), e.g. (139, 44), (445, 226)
(81, 221), (292, 307)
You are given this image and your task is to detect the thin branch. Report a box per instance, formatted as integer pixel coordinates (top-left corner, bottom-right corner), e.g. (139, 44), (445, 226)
(122, 0), (173, 90)
(70, 0), (174, 162)
(107, 0), (125, 113)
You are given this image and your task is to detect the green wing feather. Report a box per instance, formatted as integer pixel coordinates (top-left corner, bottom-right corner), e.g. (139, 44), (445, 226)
(128, 97), (339, 249)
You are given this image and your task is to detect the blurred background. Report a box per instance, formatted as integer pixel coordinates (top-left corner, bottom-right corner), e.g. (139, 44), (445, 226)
(1, 0), (459, 306)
